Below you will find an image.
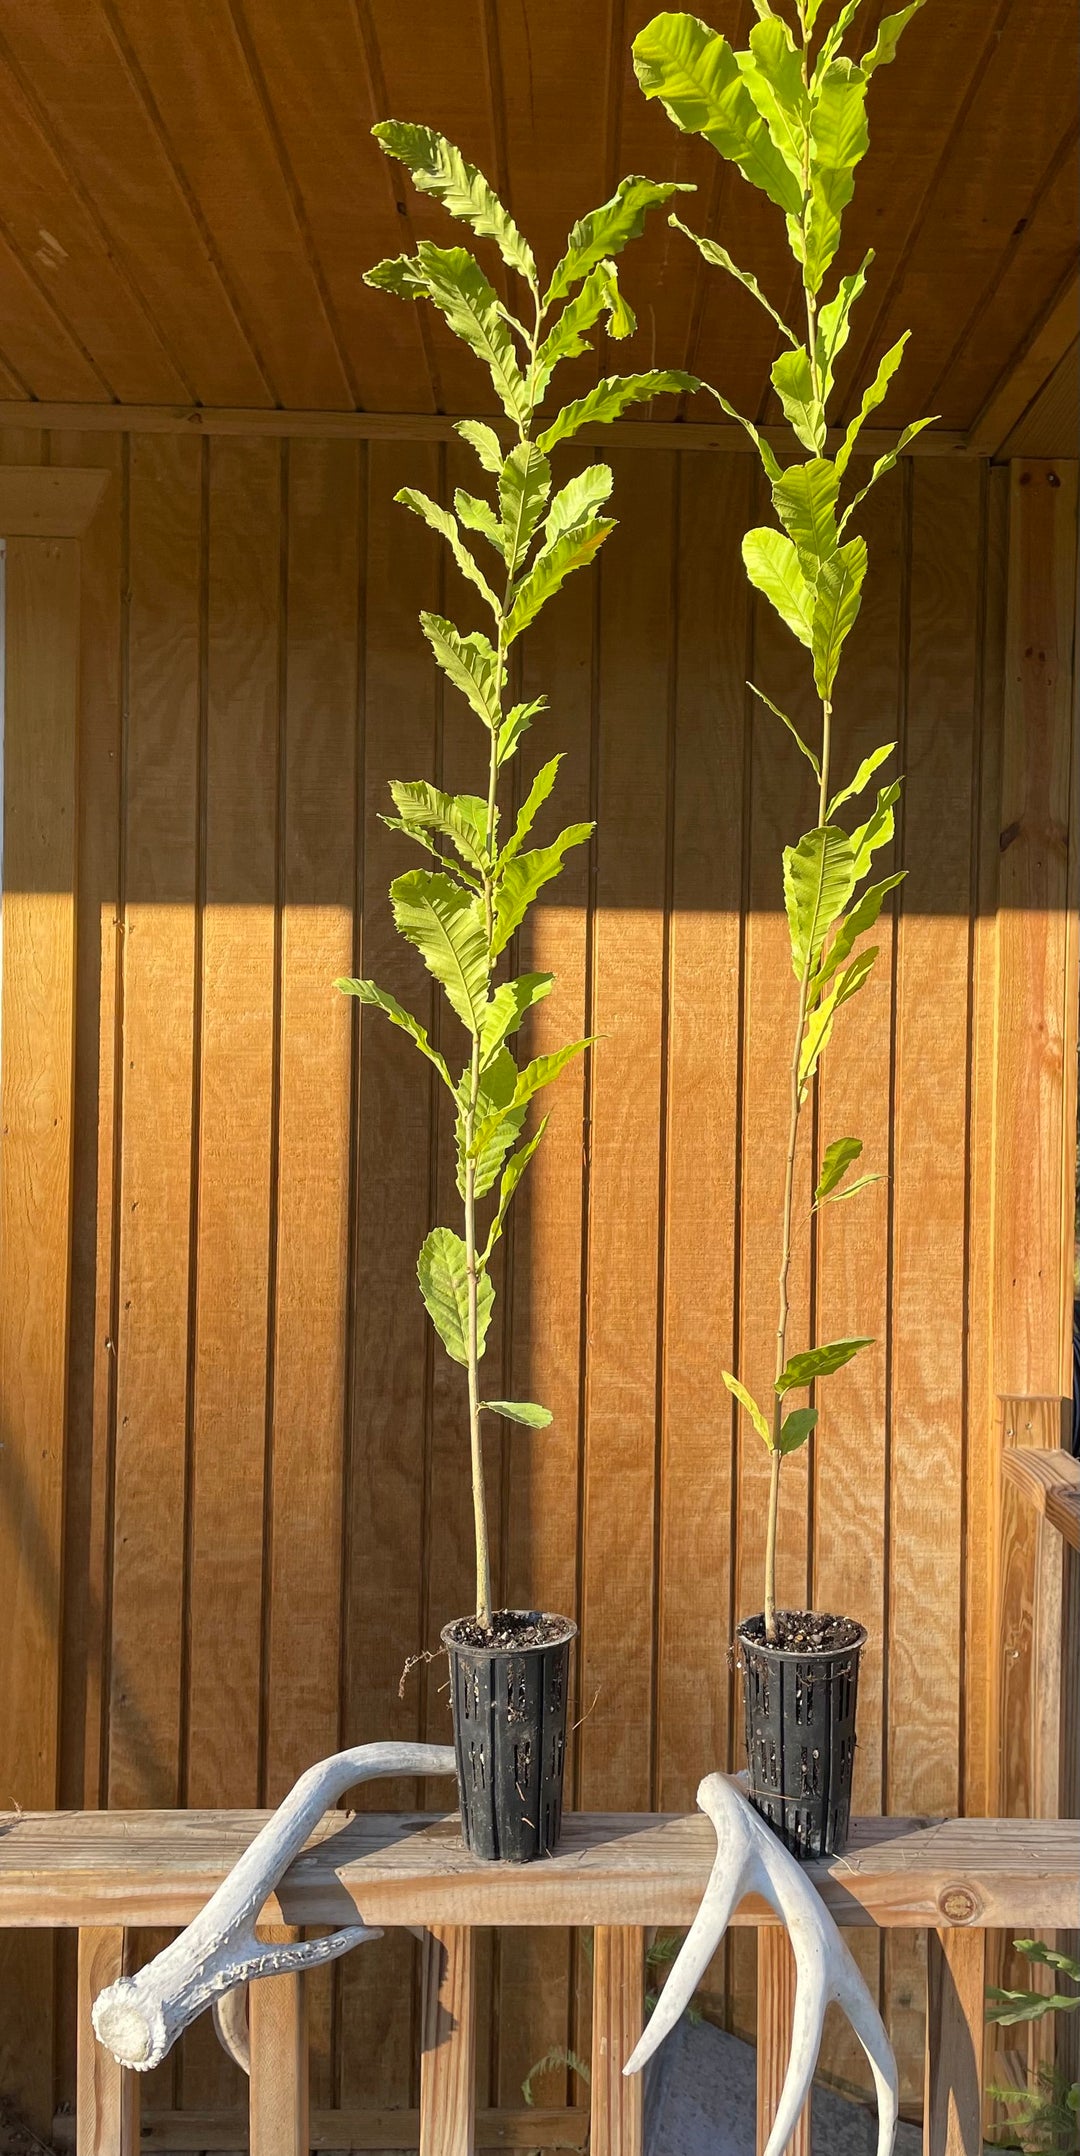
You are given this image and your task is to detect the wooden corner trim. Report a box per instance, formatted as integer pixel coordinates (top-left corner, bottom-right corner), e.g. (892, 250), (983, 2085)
(0, 466), (109, 537)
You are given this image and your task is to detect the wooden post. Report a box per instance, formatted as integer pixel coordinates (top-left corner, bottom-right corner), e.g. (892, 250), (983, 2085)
(925, 1929), (986, 2156)
(756, 1928), (811, 2156)
(590, 1928), (645, 2156)
(420, 1925), (476, 2156)
(76, 1929), (139, 2156)
(248, 1928), (309, 2156)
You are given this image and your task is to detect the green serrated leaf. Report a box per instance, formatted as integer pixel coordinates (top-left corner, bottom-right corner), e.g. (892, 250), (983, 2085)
(363, 253), (431, 300)
(721, 1369), (772, 1448)
(453, 487), (504, 557)
(414, 242), (531, 425)
(775, 1336), (873, 1394)
(632, 13), (803, 215)
(459, 1048), (526, 1199)
(838, 415), (938, 525)
(668, 216), (797, 346)
(826, 743), (896, 819)
(478, 973), (553, 1066)
(455, 419), (505, 473)
(748, 681), (821, 780)
(505, 519), (616, 642)
(835, 334), (909, 477)
(778, 1406), (818, 1454)
(502, 756), (562, 863)
(815, 1135), (862, 1203)
(849, 781), (902, 879)
(492, 825), (595, 957)
(497, 697), (548, 766)
(783, 825), (857, 980)
(473, 1039), (594, 1156)
(390, 869), (489, 1035)
(739, 16), (810, 186)
(811, 0), (863, 83)
(536, 370), (698, 453)
(481, 1119), (549, 1259)
(821, 1172), (880, 1206)
(811, 534), (867, 696)
(532, 263), (622, 396)
(498, 442), (552, 579)
(373, 122), (537, 285)
(742, 528), (814, 648)
(813, 872), (904, 992)
(333, 977), (454, 1091)
(699, 382), (783, 482)
(418, 1225), (494, 1367)
(799, 945), (877, 1090)
(387, 780), (491, 872)
(544, 465), (615, 547)
(770, 346), (827, 455)
(420, 613), (501, 728)
(545, 175), (693, 305)
(482, 1399), (553, 1427)
(395, 487), (501, 615)
(771, 457), (840, 571)
(862, 1), (927, 77)
(816, 251), (873, 406)
(804, 59), (869, 294)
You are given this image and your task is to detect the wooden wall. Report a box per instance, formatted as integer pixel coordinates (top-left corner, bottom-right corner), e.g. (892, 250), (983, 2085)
(0, 423), (1073, 2135)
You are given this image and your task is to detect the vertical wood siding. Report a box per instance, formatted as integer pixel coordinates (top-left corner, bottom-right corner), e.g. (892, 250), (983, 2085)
(0, 430), (1052, 2122)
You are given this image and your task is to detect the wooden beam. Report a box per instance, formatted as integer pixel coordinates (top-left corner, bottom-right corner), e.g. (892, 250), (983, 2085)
(247, 1927), (308, 2156)
(0, 399), (968, 455)
(967, 271), (1080, 458)
(756, 1930), (810, 2156)
(52, 2105), (593, 2150)
(75, 1930), (139, 2156)
(0, 1812), (1074, 1931)
(1002, 1446), (1080, 1552)
(590, 1928), (644, 2156)
(0, 533), (82, 2134)
(419, 1925), (475, 2156)
(924, 1928), (986, 2156)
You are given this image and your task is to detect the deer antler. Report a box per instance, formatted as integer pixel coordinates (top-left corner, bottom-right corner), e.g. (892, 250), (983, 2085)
(92, 1741), (457, 2071)
(623, 1773), (898, 2156)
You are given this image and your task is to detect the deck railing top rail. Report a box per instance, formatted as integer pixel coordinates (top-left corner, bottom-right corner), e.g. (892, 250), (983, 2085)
(1, 1809), (1075, 1931)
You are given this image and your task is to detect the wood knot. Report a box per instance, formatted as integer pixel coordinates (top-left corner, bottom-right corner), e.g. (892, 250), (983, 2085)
(938, 1886), (979, 1924)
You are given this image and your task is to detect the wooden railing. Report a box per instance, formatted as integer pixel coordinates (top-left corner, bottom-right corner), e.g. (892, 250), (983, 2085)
(0, 1809), (1075, 2156)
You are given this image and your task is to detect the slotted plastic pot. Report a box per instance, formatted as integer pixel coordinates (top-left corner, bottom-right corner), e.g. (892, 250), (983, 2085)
(441, 1611), (577, 1862)
(737, 1616), (866, 1860)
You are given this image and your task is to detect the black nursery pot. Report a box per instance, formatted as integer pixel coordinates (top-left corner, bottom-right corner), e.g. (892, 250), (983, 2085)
(441, 1610), (576, 1862)
(737, 1614), (867, 1860)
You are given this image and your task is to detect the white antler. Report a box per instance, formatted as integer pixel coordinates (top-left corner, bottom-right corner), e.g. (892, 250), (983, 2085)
(92, 1740), (456, 2071)
(624, 1773), (898, 2156)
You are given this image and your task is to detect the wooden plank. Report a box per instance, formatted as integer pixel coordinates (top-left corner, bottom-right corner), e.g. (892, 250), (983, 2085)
(338, 439), (440, 2122)
(997, 1400), (1071, 1821)
(247, 1928), (308, 2156)
(924, 1928), (985, 2156)
(577, 451), (676, 1815)
(0, 463), (108, 533)
(76, 1928), (139, 2156)
(992, 461), (1079, 1407)
(888, 458), (982, 2108)
(756, 1929), (810, 2156)
(1001, 339), (1079, 463)
(1002, 1445), (1080, 1552)
(0, 532), (80, 2134)
(968, 270), (1079, 457)
(590, 1929), (644, 2156)
(419, 1926), (476, 2156)
(183, 435), (282, 2118)
(55, 2104), (592, 2150)
(0, 1810), (1073, 1931)
(0, 402), (971, 450)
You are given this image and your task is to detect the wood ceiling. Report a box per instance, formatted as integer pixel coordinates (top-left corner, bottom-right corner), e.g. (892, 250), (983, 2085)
(0, 0), (1072, 432)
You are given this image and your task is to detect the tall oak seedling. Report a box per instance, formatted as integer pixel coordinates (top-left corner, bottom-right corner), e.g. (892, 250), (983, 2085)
(634, 0), (932, 1642)
(339, 125), (695, 1630)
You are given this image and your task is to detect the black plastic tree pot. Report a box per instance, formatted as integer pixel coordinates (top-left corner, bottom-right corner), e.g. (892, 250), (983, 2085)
(737, 1614), (867, 1860)
(441, 1611), (576, 1862)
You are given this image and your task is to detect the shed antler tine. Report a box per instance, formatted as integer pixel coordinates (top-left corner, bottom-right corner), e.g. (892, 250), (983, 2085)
(624, 1773), (757, 2076)
(92, 1739), (458, 2071)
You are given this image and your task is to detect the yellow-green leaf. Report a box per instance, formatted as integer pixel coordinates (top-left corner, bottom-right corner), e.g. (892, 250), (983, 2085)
(418, 1225), (494, 1367)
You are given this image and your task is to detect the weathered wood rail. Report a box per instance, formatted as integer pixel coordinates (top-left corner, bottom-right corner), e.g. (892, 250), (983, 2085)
(0, 1810), (1074, 2156)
